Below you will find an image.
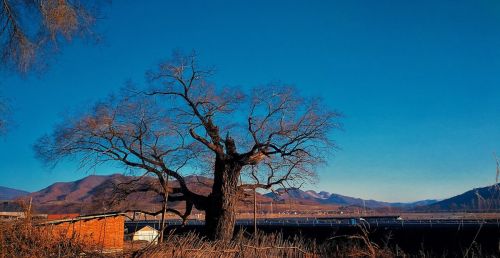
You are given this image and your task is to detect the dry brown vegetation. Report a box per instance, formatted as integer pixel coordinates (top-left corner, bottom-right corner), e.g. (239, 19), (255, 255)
(133, 230), (396, 258)
(0, 218), (107, 257)
(1, 217), (496, 258)
(0, 217), (394, 258)
(0, 200), (111, 257)
(130, 226), (498, 258)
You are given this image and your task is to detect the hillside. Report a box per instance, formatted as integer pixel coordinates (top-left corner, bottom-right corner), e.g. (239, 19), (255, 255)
(29, 174), (212, 214)
(0, 186), (29, 200)
(422, 184), (500, 211)
(28, 174), (272, 214)
(29, 174), (152, 214)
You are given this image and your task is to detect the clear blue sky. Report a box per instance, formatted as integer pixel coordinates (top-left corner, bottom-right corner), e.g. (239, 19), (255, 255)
(1, 0), (499, 202)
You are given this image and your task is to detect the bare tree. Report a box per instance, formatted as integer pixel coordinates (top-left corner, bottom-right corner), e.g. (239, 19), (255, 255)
(1, 0), (100, 74)
(35, 53), (341, 241)
(35, 93), (206, 242)
(1, 1), (103, 136)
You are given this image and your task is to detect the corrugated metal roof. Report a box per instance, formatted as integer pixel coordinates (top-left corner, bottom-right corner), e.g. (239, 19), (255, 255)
(39, 212), (129, 225)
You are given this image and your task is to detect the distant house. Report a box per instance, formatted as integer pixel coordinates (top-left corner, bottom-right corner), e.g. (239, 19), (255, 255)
(0, 200), (23, 212)
(0, 211), (25, 220)
(40, 212), (126, 251)
(0, 200), (47, 220)
(132, 225), (159, 244)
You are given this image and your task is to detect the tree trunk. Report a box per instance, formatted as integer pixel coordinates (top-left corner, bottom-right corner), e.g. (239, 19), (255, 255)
(205, 156), (241, 240)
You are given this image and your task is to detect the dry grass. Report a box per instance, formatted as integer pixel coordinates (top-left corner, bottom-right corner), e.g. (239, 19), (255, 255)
(0, 203), (109, 258)
(1, 199), (498, 257)
(0, 219), (100, 257)
(0, 219), (495, 257)
(134, 229), (398, 258)
(132, 223), (498, 258)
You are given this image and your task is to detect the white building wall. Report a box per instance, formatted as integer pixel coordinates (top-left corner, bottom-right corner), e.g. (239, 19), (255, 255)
(132, 228), (159, 244)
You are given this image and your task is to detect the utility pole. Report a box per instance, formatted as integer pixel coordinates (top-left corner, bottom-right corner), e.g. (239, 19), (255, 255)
(159, 174), (170, 243)
(253, 188), (257, 235)
(27, 197), (32, 219)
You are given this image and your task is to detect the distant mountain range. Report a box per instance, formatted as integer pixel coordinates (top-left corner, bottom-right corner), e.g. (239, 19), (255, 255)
(0, 186), (29, 200)
(264, 188), (438, 209)
(2, 175), (500, 213)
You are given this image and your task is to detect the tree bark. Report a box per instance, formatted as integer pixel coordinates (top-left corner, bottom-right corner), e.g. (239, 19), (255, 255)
(205, 155), (241, 240)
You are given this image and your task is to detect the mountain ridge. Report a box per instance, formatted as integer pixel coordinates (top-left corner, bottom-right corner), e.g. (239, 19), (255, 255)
(4, 174), (499, 213)
(0, 186), (29, 200)
(421, 183), (500, 211)
(264, 188), (439, 209)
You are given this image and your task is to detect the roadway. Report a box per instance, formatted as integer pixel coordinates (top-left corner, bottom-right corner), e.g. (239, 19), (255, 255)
(125, 216), (500, 229)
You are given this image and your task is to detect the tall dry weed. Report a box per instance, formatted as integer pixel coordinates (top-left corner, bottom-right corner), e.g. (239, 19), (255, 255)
(135, 229), (399, 258)
(0, 200), (106, 258)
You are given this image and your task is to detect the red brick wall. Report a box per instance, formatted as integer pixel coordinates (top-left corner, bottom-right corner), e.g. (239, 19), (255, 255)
(45, 216), (124, 251)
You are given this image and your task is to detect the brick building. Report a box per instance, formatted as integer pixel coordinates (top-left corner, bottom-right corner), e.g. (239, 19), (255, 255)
(41, 213), (125, 251)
